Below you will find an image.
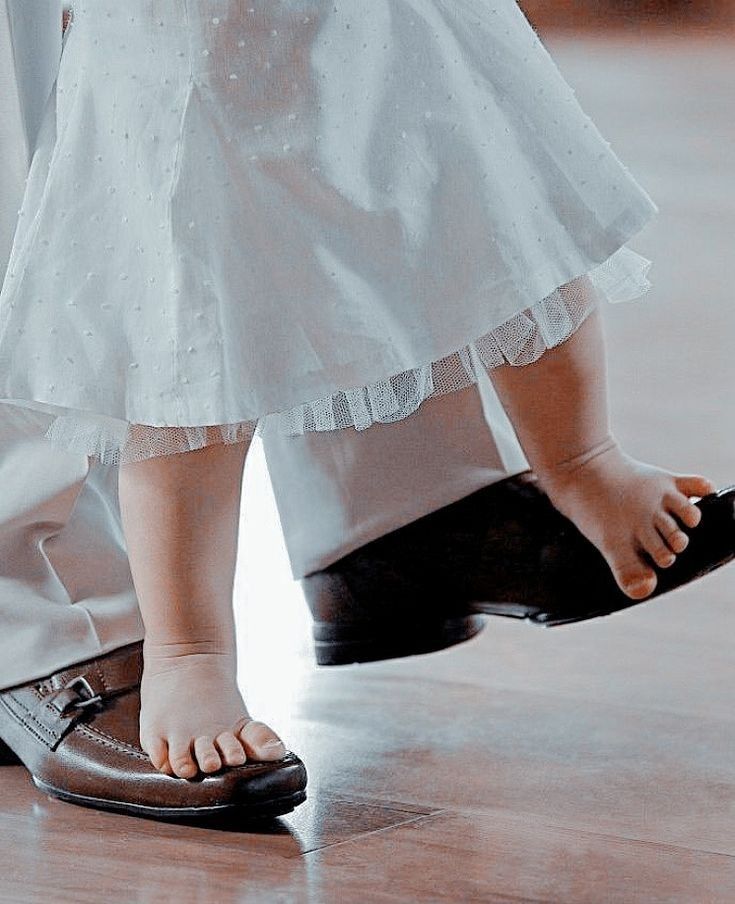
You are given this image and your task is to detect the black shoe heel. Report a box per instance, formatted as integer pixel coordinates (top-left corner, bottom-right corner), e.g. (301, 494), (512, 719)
(312, 614), (486, 665)
(304, 555), (488, 665)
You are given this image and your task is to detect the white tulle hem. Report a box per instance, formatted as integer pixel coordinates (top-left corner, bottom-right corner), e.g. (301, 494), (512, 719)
(39, 244), (652, 465)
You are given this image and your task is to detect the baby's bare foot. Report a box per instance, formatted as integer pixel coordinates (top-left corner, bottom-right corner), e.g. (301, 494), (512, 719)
(539, 443), (716, 600)
(138, 641), (287, 779)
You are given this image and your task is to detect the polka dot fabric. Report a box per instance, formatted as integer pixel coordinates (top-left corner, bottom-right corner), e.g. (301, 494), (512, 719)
(0, 1), (658, 464)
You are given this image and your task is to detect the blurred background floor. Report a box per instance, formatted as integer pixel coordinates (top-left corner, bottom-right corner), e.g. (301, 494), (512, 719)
(2, 28), (735, 904)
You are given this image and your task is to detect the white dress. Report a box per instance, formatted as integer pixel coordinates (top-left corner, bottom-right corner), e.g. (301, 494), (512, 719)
(0, 0), (658, 465)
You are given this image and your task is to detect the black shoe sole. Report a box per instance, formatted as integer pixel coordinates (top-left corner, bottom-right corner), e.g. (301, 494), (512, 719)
(32, 775), (307, 821)
(472, 599), (637, 627)
(472, 555), (735, 627)
(312, 614), (486, 665)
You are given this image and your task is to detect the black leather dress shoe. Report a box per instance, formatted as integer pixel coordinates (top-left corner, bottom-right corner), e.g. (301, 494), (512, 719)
(302, 472), (735, 665)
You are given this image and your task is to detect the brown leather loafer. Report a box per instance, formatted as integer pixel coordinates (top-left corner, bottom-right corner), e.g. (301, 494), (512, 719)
(0, 642), (307, 820)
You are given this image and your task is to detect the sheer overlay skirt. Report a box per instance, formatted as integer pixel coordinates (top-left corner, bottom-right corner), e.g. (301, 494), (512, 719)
(31, 243), (650, 465)
(0, 1), (659, 463)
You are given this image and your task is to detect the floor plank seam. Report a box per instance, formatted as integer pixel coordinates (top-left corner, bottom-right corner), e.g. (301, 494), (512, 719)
(298, 809), (448, 858)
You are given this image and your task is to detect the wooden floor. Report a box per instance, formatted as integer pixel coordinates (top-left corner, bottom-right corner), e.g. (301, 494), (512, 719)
(2, 33), (735, 904)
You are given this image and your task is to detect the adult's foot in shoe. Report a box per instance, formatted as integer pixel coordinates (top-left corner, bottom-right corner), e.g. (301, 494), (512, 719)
(539, 442), (717, 600)
(139, 641), (287, 779)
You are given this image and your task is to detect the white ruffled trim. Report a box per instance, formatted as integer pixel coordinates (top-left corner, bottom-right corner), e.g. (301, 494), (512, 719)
(41, 244), (652, 465)
(44, 417), (257, 466)
(257, 244), (652, 436)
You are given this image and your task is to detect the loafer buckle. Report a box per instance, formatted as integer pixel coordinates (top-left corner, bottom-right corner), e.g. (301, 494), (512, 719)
(62, 675), (104, 711)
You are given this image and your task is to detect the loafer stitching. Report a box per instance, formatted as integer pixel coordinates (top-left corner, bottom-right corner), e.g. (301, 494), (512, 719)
(92, 663), (110, 695)
(0, 694), (56, 748)
(75, 724), (151, 761)
(4, 685), (119, 751)
(5, 691), (57, 740)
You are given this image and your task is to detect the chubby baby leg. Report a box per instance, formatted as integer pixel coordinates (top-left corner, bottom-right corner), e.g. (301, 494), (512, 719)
(489, 286), (715, 599)
(118, 431), (287, 779)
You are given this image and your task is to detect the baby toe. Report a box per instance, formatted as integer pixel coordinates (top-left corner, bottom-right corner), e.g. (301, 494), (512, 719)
(665, 491), (702, 529)
(654, 511), (689, 554)
(141, 736), (172, 774)
(214, 731), (247, 767)
(638, 527), (676, 569)
(167, 739), (199, 779)
(193, 736), (222, 774)
(674, 474), (716, 499)
(239, 720), (287, 762)
(608, 548), (658, 599)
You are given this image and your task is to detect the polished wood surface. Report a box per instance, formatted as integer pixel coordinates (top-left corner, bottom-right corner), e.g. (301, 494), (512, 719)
(520, 0), (735, 32)
(2, 34), (734, 904)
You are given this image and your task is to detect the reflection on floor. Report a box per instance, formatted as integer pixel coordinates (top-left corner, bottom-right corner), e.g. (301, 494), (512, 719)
(2, 33), (735, 904)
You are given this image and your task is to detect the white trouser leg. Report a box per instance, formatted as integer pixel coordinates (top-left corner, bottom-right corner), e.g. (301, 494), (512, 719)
(262, 361), (530, 580)
(0, 404), (143, 689)
(0, 1), (31, 280)
(1, 3), (141, 690)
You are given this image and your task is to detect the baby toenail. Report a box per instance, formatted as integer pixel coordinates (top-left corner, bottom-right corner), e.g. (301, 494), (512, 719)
(263, 739), (285, 748)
